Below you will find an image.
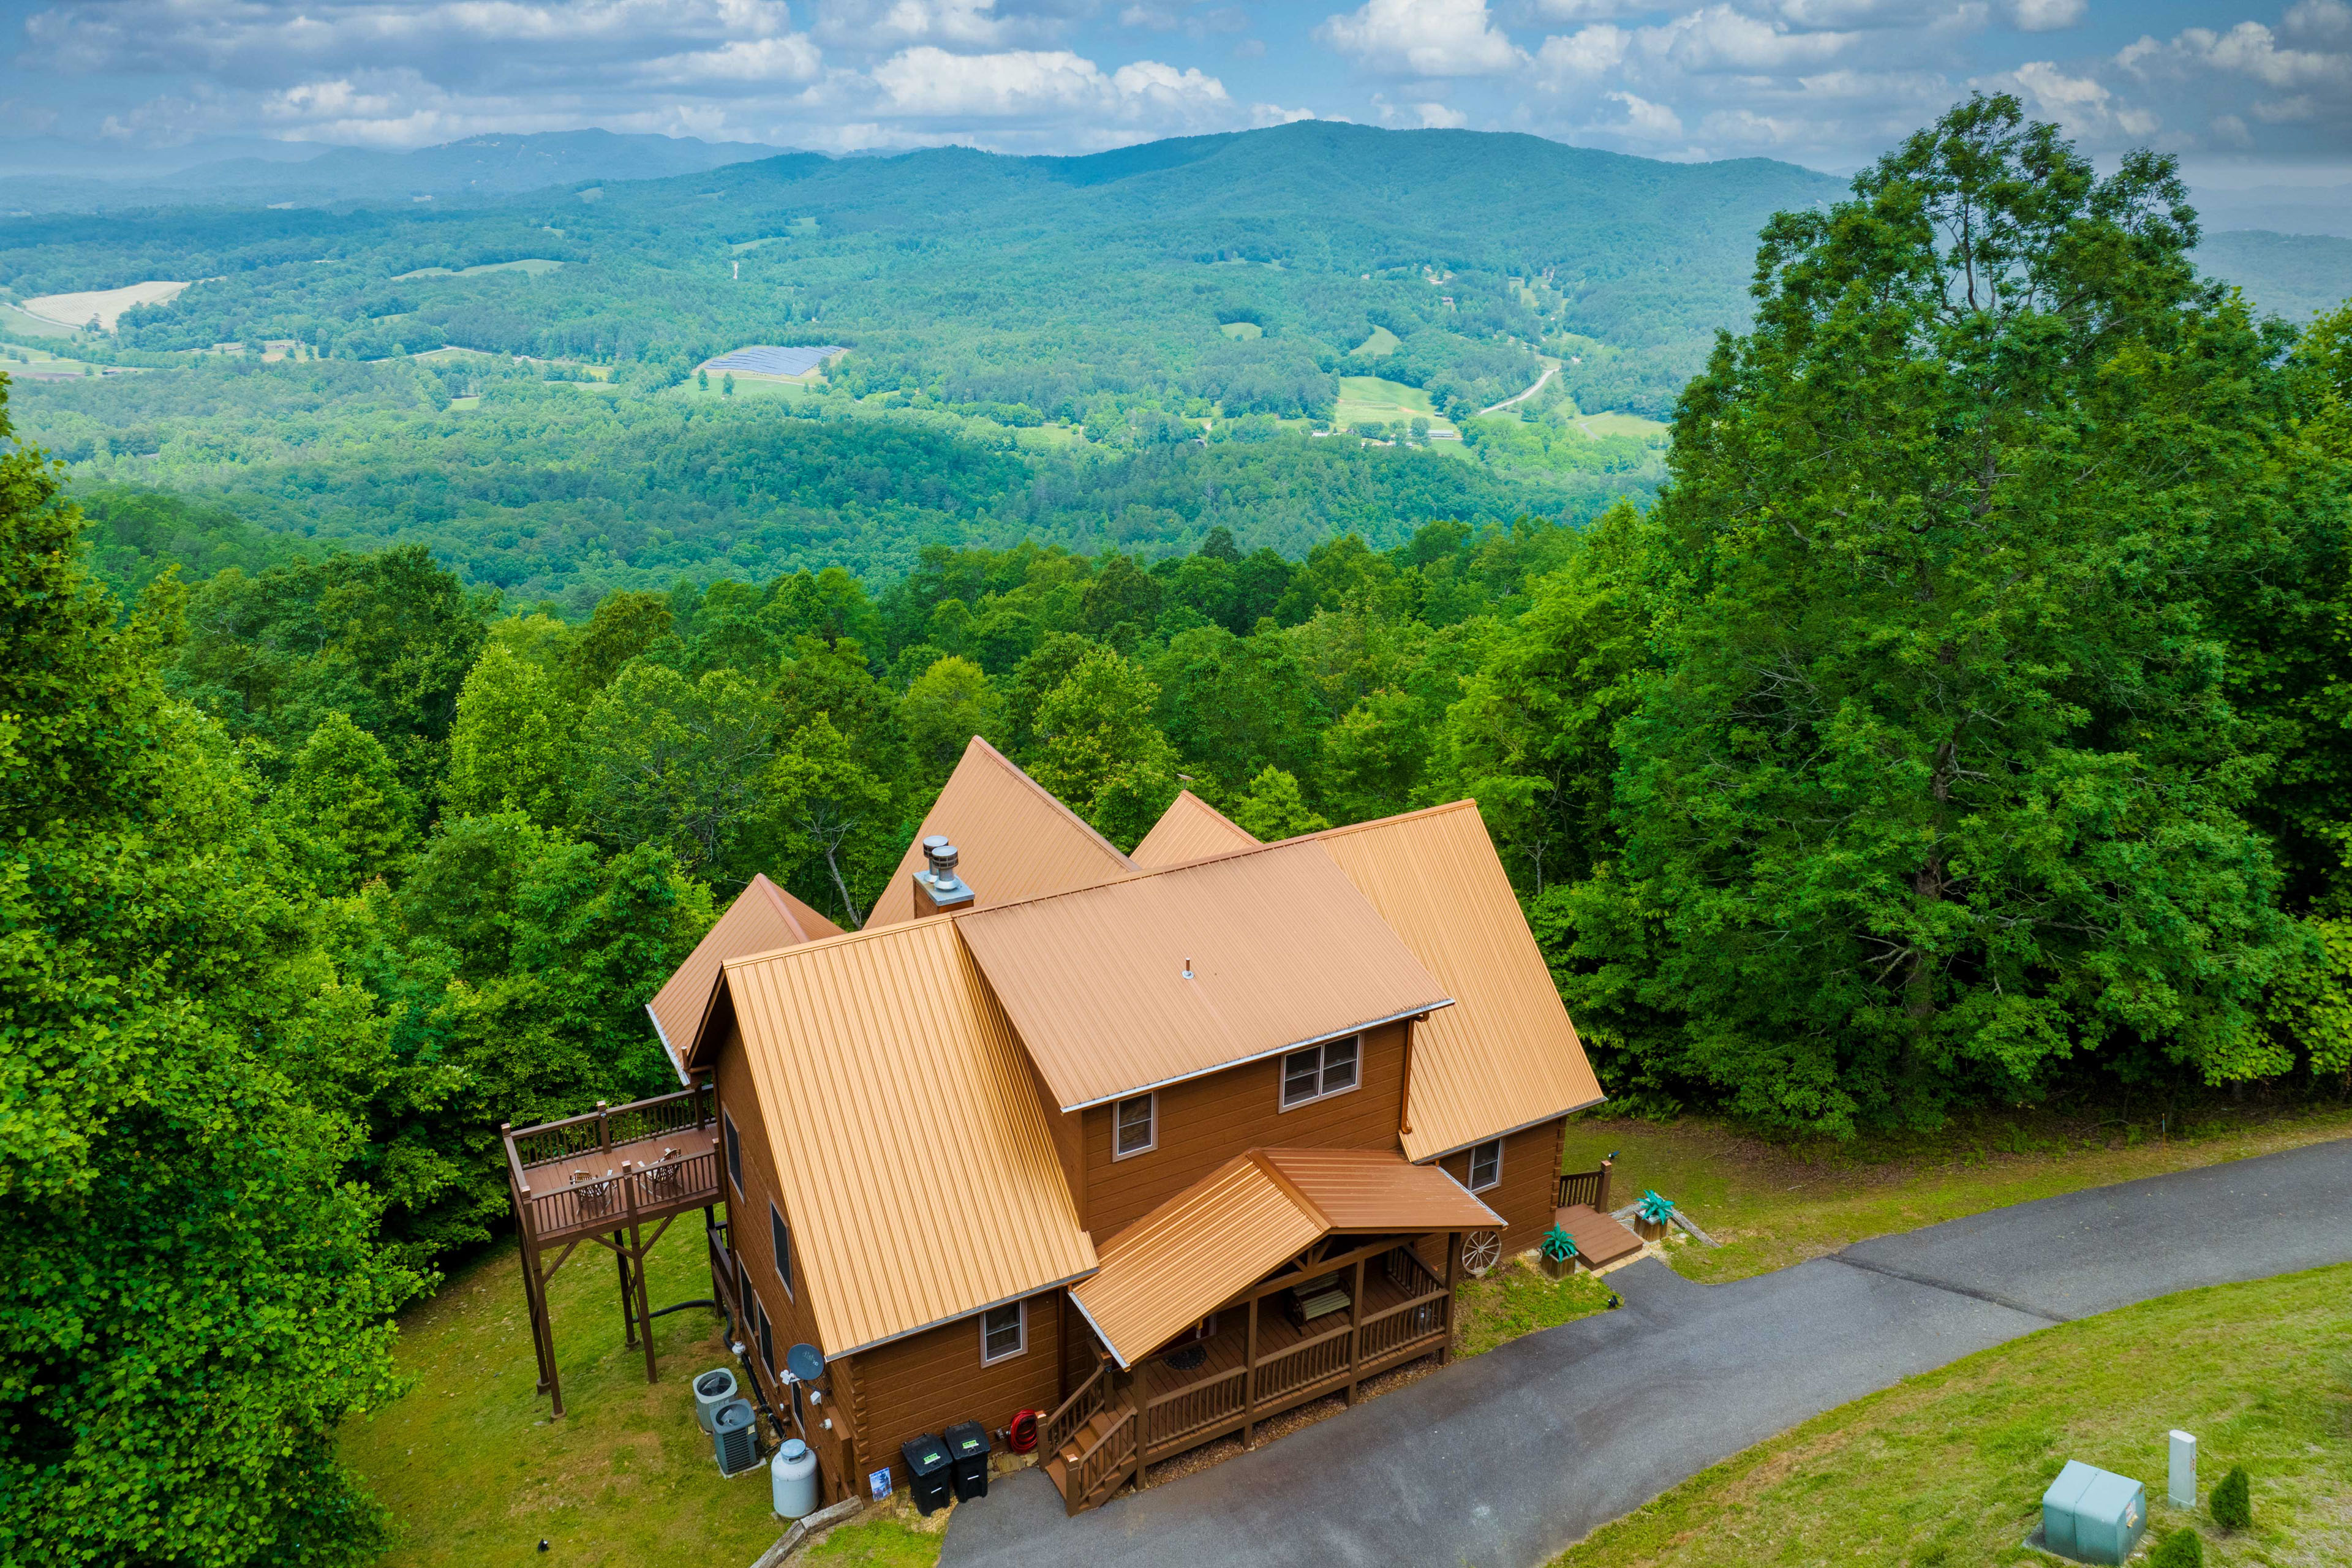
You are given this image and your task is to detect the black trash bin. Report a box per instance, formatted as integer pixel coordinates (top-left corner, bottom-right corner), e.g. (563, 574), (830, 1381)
(943, 1420), (991, 1501)
(900, 1433), (956, 1516)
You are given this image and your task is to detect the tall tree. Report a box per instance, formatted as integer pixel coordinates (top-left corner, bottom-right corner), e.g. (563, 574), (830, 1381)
(1555, 96), (2305, 1135)
(1, 393), (413, 1564)
(1029, 647), (1180, 848)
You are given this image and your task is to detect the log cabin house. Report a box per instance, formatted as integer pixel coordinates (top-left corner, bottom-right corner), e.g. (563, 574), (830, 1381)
(538, 737), (1626, 1517)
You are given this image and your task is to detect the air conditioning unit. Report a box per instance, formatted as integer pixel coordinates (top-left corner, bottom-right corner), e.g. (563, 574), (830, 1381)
(712, 1398), (761, 1477)
(694, 1368), (739, 1433)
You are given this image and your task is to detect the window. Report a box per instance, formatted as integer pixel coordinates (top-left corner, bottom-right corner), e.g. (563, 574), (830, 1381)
(723, 1107), (742, 1194)
(1279, 1035), (1360, 1110)
(980, 1301), (1025, 1365)
(755, 1291), (775, 1378)
(770, 1201), (794, 1298)
(1468, 1137), (1503, 1194)
(1114, 1093), (1156, 1158)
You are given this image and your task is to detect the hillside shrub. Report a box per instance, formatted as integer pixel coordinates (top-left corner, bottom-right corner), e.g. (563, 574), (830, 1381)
(2149, 1527), (2204, 1568)
(2210, 1465), (2252, 1529)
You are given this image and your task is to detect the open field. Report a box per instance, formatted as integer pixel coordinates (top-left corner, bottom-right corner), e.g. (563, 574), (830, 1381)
(21, 279), (189, 331)
(1562, 1101), (2352, 1284)
(0, 301), (82, 339)
(1333, 373), (1453, 435)
(1350, 324), (1400, 358)
(1572, 411), (1670, 439)
(1218, 320), (1262, 339)
(1555, 1262), (2352, 1568)
(394, 258), (567, 280)
(341, 1216), (788, 1568)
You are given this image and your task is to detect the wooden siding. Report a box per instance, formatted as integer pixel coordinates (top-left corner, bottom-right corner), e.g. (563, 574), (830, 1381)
(1433, 1116), (1565, 1247)
(713, 1022), (848, 1498)
(1079, 1020), (1409, 1243)
(850, 1289), (1066, 1488)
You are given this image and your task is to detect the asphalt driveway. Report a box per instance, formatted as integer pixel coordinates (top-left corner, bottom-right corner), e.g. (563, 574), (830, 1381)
(940, 1137), (2352, 1568)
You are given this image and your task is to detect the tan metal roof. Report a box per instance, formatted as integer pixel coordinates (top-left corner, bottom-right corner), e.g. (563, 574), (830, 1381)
(865, 736), (1134, 929)
(722, 919), (1098, 1357)
(1130, 789), (1260, 867)
(1311, 802), (1606, 1162)
(1072, 1147), (1498, 1366)
(646, 875), (842, 1080)
(955, 839), (1453, 1112)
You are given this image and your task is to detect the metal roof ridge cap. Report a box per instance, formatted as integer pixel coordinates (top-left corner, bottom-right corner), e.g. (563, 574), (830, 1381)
(951, 832), (1310, 924)
(1248, 1148), (1331, 1231)
(643, 1001), (692, 1085)
(1305, 798), (1481, 842)
(1054, 998), (1455, 1112)
(720, 916), (935, 971)
(964, 735), (1136, 870)
(747, 872), (813, 944)
(1408, 1093), (1611, 1165)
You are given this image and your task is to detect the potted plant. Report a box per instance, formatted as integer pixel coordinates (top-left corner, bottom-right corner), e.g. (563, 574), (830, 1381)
(1634, 1189), (1677, 1243)
(1539, 1225), (1578, 1280)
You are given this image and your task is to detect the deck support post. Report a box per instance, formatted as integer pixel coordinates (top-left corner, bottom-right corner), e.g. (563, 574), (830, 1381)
(616, 1231), (638, 1348)
(1439, 1231), (1460, 1366)
(632, 1223), (657, 1384)
(1345, 1254), (1367, 1404)
(1242, 1293), (1260, 1449)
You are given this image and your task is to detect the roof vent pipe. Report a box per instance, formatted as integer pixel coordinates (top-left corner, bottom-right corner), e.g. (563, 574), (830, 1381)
(915, 834), (976, 913)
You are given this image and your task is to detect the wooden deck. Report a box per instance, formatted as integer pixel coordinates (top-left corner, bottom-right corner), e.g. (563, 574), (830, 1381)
(1553, 1203), (1645, 1271)
(505, 1090), (722, 1245)
(1134, 1243), (1452, 1463)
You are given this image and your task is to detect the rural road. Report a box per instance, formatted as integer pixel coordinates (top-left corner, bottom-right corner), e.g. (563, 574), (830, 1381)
(1478, 359), (1559, 415)
(941, 1138), (2352, 1568)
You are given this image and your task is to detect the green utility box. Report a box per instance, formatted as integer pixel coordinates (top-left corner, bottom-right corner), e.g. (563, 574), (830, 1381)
(2041, 1460), (2148, 1565)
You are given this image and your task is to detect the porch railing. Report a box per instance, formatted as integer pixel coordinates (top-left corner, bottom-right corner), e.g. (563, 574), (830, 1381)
(1144, 1363), (1246, 1451)
(1558, 1160), (1613, 1212)
(1256, 1321), (1353, 1405)
(1065, 1406), (1137, 1517)
(510, 1086), (712, 1173)
(1358, 1285), (1450, 1363)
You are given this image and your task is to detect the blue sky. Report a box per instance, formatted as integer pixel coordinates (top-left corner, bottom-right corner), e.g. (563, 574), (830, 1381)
(1, 0), (2344, 194)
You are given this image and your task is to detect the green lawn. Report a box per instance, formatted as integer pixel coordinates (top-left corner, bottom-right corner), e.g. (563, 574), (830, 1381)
(1333, 374), (1457, 440)
(1556, 1262), (2352, 1568)
(1351, 324), (1400, 358)
(1218, 321), (1263, 339)
(341, 1215), (788, 1568)
(0, 301), (82, 339)
(1562, 1102), (2352, 1284)
(395, 259), (565, 280)
(1571, 411), (1669, 439)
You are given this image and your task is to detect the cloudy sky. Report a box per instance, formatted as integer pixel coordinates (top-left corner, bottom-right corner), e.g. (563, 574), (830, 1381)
(1, 0), (2345, 191)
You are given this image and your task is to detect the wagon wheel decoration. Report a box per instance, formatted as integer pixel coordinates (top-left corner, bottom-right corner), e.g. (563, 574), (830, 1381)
(1462, 1230), (1502, 1276)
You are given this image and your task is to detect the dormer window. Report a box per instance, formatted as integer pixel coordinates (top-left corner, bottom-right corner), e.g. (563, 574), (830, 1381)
(1279, 1035), (1359, 1110)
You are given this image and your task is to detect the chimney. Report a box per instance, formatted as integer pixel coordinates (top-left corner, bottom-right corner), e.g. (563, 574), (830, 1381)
(914, 834), (976, 913)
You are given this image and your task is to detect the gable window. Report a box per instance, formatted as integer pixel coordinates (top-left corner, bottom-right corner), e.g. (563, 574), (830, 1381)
(769, 1201), (794, 1298)
(1280, 1035), (1360, 1110)
(980, 1301), (1025, 1365)
(1468, 1137), (1503, 1194)
(723, 1107), (743, 1195)
(1114, 1093), (1156, 1159)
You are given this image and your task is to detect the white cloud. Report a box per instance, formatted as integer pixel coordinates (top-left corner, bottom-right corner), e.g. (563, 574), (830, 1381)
(2005, 0), (2084, 32)
(869, 44), (1231, 124)
(1532, 24), (1630, 80)
(1317, 0), (1526, 77)
(1992, 59), (2160, 138)
(809, 0), (1050, 51)
(1606, 89), (1683, 138)
(639, 35), (824, 86)
(1373, 94), (1471, 126)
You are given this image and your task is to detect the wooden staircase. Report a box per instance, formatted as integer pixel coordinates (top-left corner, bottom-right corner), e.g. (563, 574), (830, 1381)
(1039, 1361), (1140, 1515)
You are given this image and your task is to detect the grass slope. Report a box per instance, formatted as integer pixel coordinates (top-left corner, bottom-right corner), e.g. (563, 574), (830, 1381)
(1556, 1262), (2352, 1568)
(341, 1218), (785, 1568)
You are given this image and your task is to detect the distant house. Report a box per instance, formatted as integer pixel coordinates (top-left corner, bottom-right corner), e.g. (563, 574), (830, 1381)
(511, 741), (1628, 1518)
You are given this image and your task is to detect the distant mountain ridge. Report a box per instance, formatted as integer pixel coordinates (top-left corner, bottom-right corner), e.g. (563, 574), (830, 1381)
(0, 129), (798, 213)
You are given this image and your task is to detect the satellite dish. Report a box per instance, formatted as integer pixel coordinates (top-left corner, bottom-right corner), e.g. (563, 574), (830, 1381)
(786, 1342), (826, 1383)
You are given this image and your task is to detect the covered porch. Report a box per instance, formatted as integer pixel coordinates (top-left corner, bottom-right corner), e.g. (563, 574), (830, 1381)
(1042, 1147), (1494, 1514)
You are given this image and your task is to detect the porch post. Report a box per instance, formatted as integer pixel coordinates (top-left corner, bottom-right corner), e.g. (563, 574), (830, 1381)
(1439, 1230), (1460, 1366)
(1346, 1253), (1367, 1404)
(1242, 1292), (1260, 1449)
(1597, 1155), (1613, 1214)
(616, 1232), (637, 1348)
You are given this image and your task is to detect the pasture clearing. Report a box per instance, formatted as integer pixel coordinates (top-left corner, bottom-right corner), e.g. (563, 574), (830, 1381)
(21, 279), (190, 332)
(730, 236), (783, 254)
(1574, 410), (1670, 440)
(1333, 373), (1455, 437)
(0, 301), (81, 340)
(1351, 324), (1400, 357)
(393, 258), (566, 281)
(1218, 320), (1263, 339)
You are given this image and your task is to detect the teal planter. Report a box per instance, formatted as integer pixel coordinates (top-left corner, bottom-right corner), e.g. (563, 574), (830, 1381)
(2041, 1460), (2148, 1565)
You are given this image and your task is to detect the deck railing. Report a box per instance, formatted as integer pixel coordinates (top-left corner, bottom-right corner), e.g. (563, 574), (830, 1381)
(510, 1087), (710, 1172)
(1144, 1363), (1246, 1452)
(1558, 1161), (1613, 1212)
(1358, 1286), (1449, 1363)
(1065, 1406), (1137, 1517)
(1255, 1321), (1352, 1405)
(1042, 1361), (1107, 1461)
